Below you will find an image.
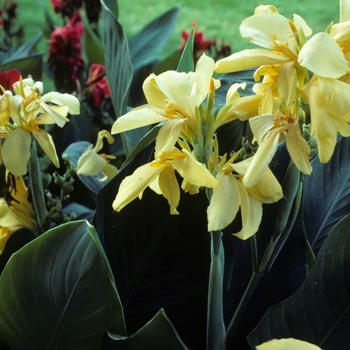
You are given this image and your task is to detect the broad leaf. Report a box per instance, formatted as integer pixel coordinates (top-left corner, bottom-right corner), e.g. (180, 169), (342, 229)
(128, 6), (180, 72)
(0, 220), (126, 349)
(248, 213), (350, 349)
(298, 136), (350, 254)
(0, 53), (43, 81)
(106, 309), (188, 349)
(96, 142), (211, 349)
(102, 0), (133, 118)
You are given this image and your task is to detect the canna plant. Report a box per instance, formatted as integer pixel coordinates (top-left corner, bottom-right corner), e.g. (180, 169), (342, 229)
(0, 0), (350, 349)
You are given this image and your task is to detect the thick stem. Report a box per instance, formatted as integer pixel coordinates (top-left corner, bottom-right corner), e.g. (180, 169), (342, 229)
(207, 230), (226, 350)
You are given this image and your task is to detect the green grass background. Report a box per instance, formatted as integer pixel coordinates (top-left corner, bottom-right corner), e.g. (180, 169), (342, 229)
(18, 0), (340, 53)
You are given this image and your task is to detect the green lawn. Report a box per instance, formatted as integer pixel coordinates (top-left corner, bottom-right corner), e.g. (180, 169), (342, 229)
(19, 0), (340, 56)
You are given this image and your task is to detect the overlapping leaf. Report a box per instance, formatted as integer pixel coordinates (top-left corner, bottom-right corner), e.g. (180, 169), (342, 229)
(248, 214), (350, 349)
(0, 220), (125, 349)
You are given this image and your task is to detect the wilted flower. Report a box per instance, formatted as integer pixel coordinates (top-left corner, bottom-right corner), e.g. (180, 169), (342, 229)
(50, 0), (83, 18)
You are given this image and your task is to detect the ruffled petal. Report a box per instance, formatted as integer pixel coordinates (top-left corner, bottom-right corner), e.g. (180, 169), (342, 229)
(207, 172), (240, 231)
(298, 32), (349, 78)
(37, 104), (70, 127)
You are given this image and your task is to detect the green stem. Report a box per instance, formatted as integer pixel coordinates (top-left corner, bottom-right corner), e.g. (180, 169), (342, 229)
(207, 230), (226, 350)
(225, 272), (261, 345)
(28, 139), (48, 234)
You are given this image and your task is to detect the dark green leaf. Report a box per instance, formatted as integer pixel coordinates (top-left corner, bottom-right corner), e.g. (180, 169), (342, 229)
(2, 34), (42, 62)
(298, 136), (350, 254)
(101, 0), (133, 118)
(0, 53), (43, 81)
(107, 309), (188, 350)
(248, 213), (350, 350)
(128, 6), (180, 72)
(0, 220), (126, 349)
(102, 0), (119, 18)
(96, 142), (210, 349)
(177, 28), (194, 73)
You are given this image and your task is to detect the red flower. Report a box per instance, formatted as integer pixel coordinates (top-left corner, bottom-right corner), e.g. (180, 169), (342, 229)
(85, 64), (110, 107)
(48, 13), (84, 91)
(50, 0), (83, 18)
(0, 69), (21, 90)
(179, 21), (215, 61)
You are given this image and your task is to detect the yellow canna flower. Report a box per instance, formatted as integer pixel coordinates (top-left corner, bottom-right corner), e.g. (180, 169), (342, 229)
(301, 75), (350, 163)
(76, 130), (118, 181)
(0, 172), (37, 254)
(256, 338), (321, 350)
(112, 54), (219, 148)
(1, 77), (80, 176)
(207, 155), (283, 239)
(113, 147), (219, 215)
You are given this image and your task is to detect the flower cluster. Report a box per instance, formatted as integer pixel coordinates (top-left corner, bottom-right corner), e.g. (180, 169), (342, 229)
(0, 77), (80, 176)
(112, 54), (283, 239)
(48, 13), (84, 92)
(111, 4), (350, 240)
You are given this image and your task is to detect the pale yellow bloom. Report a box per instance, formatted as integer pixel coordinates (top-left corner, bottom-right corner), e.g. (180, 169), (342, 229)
(0, 172), (37, 254)
(207, 156), (283, 239)
(301, 76), (350, 163)
(76, 130), (118, 181)
(112, 54), (219, 148)
(256, 338), (321, 350)
(2, 77), (80, 175)
(113, 147), (218, 215)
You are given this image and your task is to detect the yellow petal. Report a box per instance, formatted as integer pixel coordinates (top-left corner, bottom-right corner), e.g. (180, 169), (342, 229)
(340, 0), (350, 22)
(242, 127), (281, 188)
(37, 105), (70, 127)
(32, 129), (59, 168)
(240, 12), (296, 52)
(77, 148), (106, 176)
(234, 159), (283, 203)
(293, 14), (312, 37)
(0, 226), (20, 254)
(102, 163), (118, 180)
(317, 135), (337, 163)
(2, 128), (31, 176)
(112, 162), (165, 211)
(158, 165), (180, 215)
(40, 92), (80, 115)
(207, 172), (240, 231)
(226, 83), (246, 104)
(111, 105), (168, 134)
(155, 118), (186, 157)
(0, 198), (23, 227)
(234, 181), (262, 240)
(215, 49), (289, 73)
(249, 114), (275, 145)
(298, 32), (349, 78)
(277, 61), (297, 108)
(331, 20), (350, 47)
(172, 150), (219, 188)
(257, 338), (321, 350)
(287, 121), (312, 174)
(143, 74), (169, 108)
